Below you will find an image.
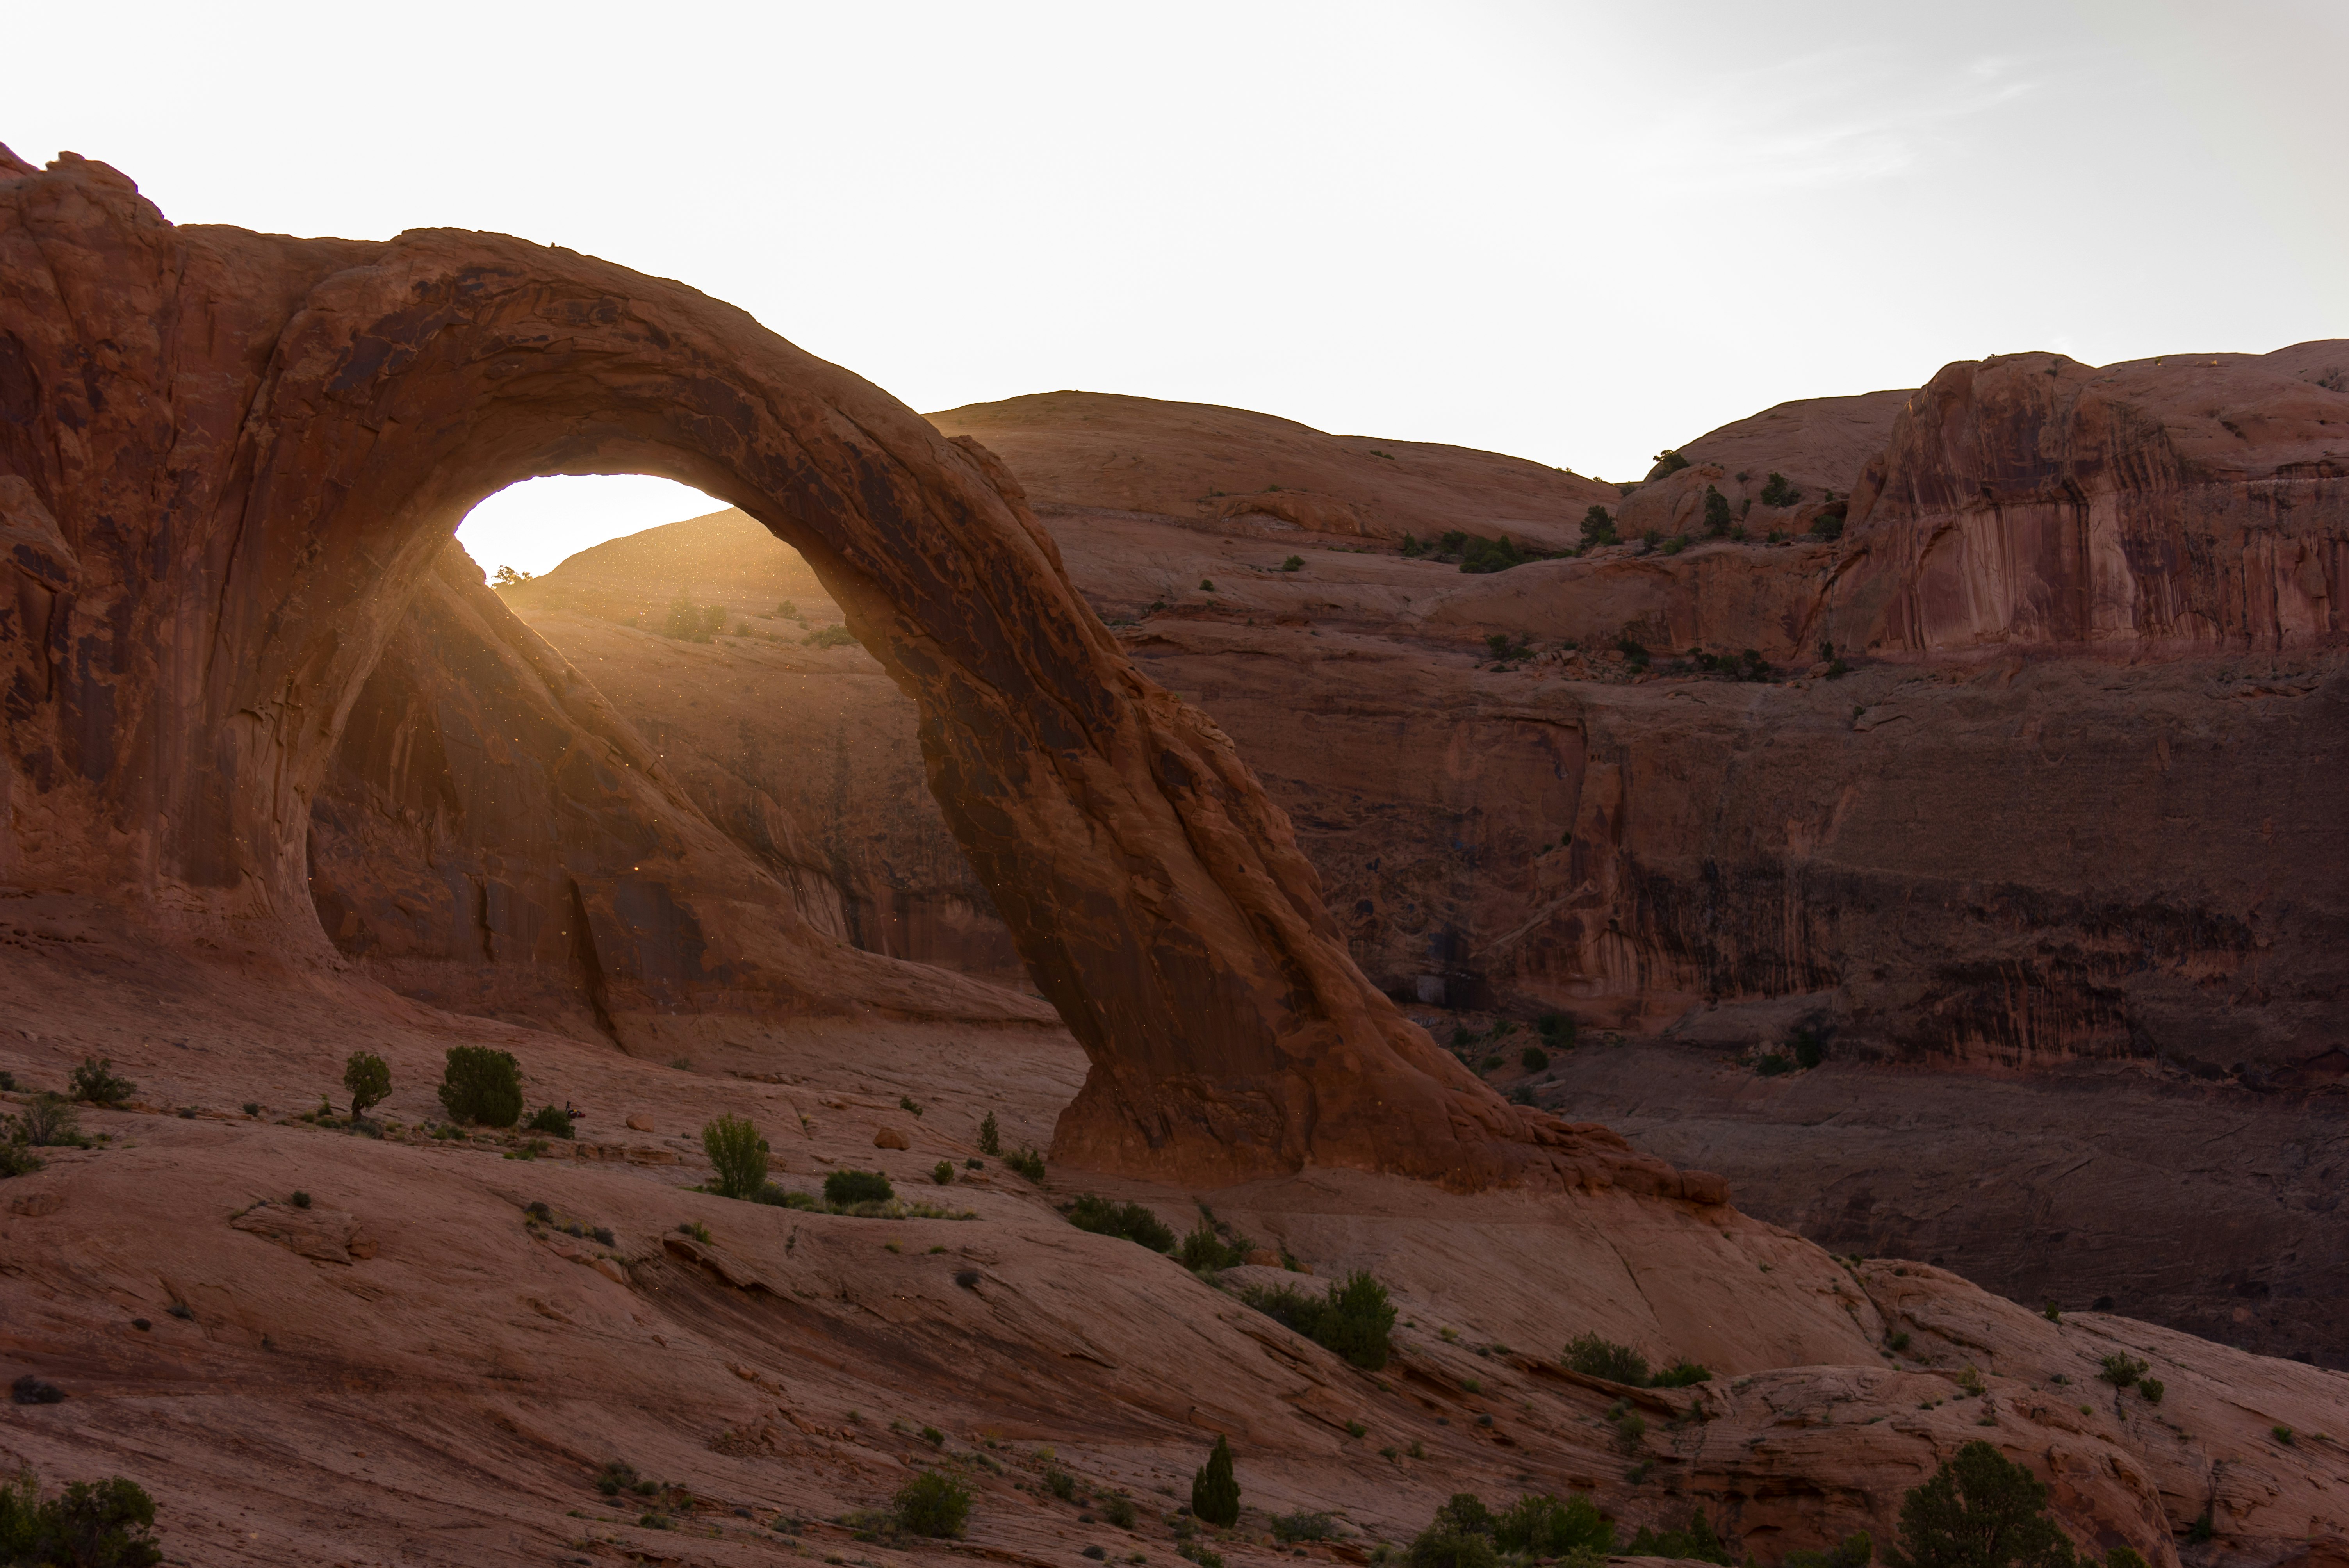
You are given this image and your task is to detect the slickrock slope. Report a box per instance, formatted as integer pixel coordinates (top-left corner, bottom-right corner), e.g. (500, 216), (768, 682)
(929, 392), (1619, 551)
(4, 917), (2344, 1568)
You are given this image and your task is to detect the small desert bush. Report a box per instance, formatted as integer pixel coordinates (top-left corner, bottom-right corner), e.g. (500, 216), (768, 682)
(7, 1094), (86, 1149)
(894, 1470), (972, 1538)
(0, 1468), (164, 1566)
(525, 1104), (575, 1137)
(1579, 505), (1618, 547)
(702, 1115), (770, 1200)
(824, 1169), (895, 1206)
(1102, 1494), (1137, 1529)
(1281, 555), (1305, 572)
(932, 1160), (955, 1185)
(1495, 1493), (1613, 1557)
(977, 1112), (1001, 1154)
(1759, 472), (1802, 507)
(342, 1052), (390, 1118)
(68, 1057), (135, 1107)
(1701, 485), (1734, 537)
(1563, 1332), (1650, 1385)
(802, 624), (857, 649)
(437, 1046), (523, 1127)
(1785, 1531), (1873, 1568)
(0, 1142), (41, 1178)
(1064, 1194), (1176, 1252)
(1606, 1400), (1647, 1455)
(1177, 1216), (1249, 1272)
(2137, 1377), (2164, 1404)
(1520, 1044), (1549, 1071)
(1190, 1435), (1240, 1528)
(1628, 1509), (1732, 1565)
(2098, 1353), (2149, 1388)
(1240, 1271), (1396, 1370)
(1272, 1511), (1337, 1543)
(1005, 1145), (1046, 1181)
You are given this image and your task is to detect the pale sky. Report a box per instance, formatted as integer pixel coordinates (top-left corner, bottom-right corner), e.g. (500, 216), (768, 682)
(13, 0), (2345, 577)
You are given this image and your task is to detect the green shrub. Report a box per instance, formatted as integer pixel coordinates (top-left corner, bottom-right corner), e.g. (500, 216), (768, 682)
(1520, 1044), (1549, 1071)
(0, 1142), (41, 1178)
(1179, 1546), (1225, 1568)
(1627, 1509), (1731, 1565)
(1650, 1360), (1713, 1388)
(0, 1469), (163, 1567)
(1615, 634), (1650, 669)
(1563, 1332), (1650, 1386)
(2273, 1425), (2294, 1446)
(1178, 1217), (1249, 1272)
(932, 1160), (955, 1185)
(1281, 555), (1305, 572)
(2104, 1552), (2148, 1568)
(1239, 1273), (1395, 1369)
(1792, 1030), (1826, 1069)
(1883, 1440), (2074, 1568)
(702, 1115), (770, 1200)
(1538, 1012), (1576, 1047)
(2136, 1378), (2164, 1404)
(1579, 506), (1618, 547)
(1065, 1194), (1177, 1252)
(1661, 535), (1688, 555)
(802, 623), (857, 648)
(1607, 1401), (1647, 1455)
(9, 1093), (86, 1149)
(1759, 472), (1802, 507)
(2098, 1353), (2148, 1388)
(1786, 1531), (1874, 1568)
(1044, 1468), (1076, 1500)
(1756, 1052), (1795, 1077)
(1458, 534), (1530, 575)
(1701, 486), (1734, 537)
(1495, 1493), (1613, 1556)
(68, 1057), (135, 1108)
(1102, 1494), (1138, 1529)
(977, 1112), (1001, 1155)
(1005, 1146), (1046, 1181)
(342, 1052), (391, 1118)
(437, 1046), (523, 1127)
(824, 1169), (894, 1206)
(1647, 449), (1691, 480)
(895, 1470), (972, 1538)
(1191, 1435), (1240, 1528)
(1408, 1529), (1497, 1568)
(1273, 1511), (1337, 1543)
(525, 1104), (574, 1137)
(1810, 509), (1846, 541)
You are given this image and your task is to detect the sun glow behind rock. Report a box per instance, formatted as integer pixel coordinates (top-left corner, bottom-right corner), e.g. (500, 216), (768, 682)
(455, 475), (724, 581)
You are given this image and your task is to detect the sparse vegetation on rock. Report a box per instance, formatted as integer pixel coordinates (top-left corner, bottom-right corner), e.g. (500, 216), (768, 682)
(68, 1057), (135, 1108)
(1005, 1145), (1046, 1182)
(0, 1468), (164, 1566)
(1065, 1194), (1177, 1252)
(1760, 472), (1802, 506)
(1239, 1270), (1396, 1369)
(894, 1470), (972, 1538)
(977, 1112), (1001, 1155)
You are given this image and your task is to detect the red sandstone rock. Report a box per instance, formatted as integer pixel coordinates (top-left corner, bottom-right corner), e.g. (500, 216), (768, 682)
(0, 145), (1663, 1195)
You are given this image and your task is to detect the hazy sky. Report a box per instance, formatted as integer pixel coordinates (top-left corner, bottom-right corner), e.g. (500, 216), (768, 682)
(13, 1), (2344, 575)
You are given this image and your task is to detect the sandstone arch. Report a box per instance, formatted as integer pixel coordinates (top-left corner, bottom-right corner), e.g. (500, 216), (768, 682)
(0, 147), (1713, 1194)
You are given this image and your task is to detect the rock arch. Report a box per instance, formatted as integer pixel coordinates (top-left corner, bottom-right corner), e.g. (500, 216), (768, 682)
(0, 147), (1709, 1195)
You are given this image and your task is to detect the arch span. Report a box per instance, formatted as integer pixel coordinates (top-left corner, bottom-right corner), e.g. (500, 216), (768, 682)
(0, 147), (1710, 1194)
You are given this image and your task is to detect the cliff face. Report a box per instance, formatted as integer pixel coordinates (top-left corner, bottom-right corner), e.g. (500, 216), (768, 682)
(1832, 347), (2349, 656)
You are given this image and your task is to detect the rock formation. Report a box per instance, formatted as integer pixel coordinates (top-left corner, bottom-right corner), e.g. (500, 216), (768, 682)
(0, 144), (1696, 1194)
(427, 369), (2349, 1363)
